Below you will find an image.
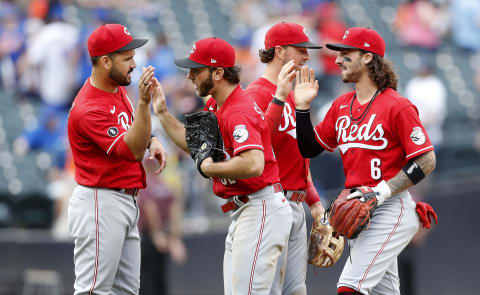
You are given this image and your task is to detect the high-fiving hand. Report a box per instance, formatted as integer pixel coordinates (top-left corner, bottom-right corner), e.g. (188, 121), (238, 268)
(139, 66), (156, 104)
(274, 60), (297, 101)
(294, 65), (318, 110)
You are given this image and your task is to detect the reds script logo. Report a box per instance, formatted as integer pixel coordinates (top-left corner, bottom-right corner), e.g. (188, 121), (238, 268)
(278, 102), (297, 139)
(335, 114), (388, 154)
(118, 112), (131, 130)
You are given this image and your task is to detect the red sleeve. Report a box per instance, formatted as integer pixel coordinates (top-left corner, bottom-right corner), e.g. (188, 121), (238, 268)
(224, 112), (264, 156)
(264, 101), (284, 137)
(314, 103), (338, 152)
(78, 111), (128, 155)
(112, 138), (137, 161)
(393, 104), (434, 160)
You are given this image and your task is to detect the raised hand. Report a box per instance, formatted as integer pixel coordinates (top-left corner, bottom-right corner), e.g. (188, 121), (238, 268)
(294, 65), (318, 110)
(274, 60), (297, 101)
(150, 77), (168, 114)
(139, 66), (155, 104)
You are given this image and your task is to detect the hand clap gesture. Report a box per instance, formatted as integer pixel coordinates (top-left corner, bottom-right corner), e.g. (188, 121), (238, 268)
(294, 65), (318, 110)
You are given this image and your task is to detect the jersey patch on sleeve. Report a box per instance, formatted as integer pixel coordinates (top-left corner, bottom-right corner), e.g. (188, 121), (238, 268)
(107, 127), (119, 137)
(410, 127), (426, 145)
(233, 125), (249, 143)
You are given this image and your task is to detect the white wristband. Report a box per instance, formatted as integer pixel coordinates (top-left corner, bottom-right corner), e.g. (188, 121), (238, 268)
(373, 180), (391, 206)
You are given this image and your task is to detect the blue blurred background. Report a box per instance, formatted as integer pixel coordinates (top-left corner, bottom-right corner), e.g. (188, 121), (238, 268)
(0, 0), (479, 294)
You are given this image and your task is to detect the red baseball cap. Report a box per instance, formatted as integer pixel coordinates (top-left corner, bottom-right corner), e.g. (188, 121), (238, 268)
(87, 24), (148, 57)
(326, 27), (386, 57)
(175, 37), (235, 68)
(264, 22), (322, 49)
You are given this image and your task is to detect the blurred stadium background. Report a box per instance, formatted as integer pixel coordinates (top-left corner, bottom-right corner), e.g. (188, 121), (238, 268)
(0, 0), (479, 294)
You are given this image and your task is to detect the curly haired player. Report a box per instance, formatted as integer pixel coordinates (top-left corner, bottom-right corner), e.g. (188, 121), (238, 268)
(293, 27), (436, 294)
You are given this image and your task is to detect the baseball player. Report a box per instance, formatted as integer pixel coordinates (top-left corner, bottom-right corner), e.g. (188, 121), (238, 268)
(293, 27), (436, 294)
(67, 24), (167, 295)
(153, 37), (292, 295)
(245, 22), (325, 294)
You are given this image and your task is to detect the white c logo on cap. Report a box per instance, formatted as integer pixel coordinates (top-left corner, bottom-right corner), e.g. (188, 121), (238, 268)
(303, 27), (309, 38)
(191, 44), (196, 54)
(124, 27), (131, 36)
(343, 30), (349, 40)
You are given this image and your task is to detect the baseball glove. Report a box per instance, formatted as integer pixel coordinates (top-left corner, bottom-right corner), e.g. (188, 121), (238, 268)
(184, 111), (224, 178)
(308, 215), (344, 267)
(328, 187), (378, 239)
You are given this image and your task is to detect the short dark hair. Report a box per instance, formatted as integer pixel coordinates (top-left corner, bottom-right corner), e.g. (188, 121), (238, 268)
(90, 51), (119, 66)
(361, 51), (398, 92)
(259, 47), (275, 64)
(209, 66), (241, 84)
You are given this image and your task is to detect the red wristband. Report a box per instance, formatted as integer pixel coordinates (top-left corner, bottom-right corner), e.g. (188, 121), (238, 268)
(305, 181), (321, 207)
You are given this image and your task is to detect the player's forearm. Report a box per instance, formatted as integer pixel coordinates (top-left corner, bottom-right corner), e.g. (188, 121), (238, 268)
(155, 111), (189, 153)
(295, 109), (324, 158)
(265, 97), (284, 137)
(386, 150), (436, 197)
(124, 101), (151, 161)
(203, 150), (264, 179)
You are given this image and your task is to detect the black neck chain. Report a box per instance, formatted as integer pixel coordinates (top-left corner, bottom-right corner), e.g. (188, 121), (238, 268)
(349, 89), (380, 124)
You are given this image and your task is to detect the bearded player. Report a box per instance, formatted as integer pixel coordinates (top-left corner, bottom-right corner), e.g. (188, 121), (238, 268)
(293, 27), (436, 294)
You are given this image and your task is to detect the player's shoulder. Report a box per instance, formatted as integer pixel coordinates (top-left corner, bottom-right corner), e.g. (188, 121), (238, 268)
(331, 90), (355, 107)
(70, 83), (112, 119)
(245, 78), (274, 94)
(380, 88), (413, 109)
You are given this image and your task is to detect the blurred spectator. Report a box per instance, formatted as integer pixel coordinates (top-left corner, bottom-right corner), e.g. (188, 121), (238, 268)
(13, 104), (68, 169)
(0, 3), (25, 93)
(405, 62), (447, 148)
(23, 7), (79, 107)
(138, 158), (187, 295)
(450, 0), (480, 52)
(393, 0), (449, 51)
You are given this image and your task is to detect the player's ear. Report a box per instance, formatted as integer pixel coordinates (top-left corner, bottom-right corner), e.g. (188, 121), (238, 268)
(274, 45), (286, 61)
(213, 67), (224, 81)
(100, 55), (112, 70)
(362, 52), (373, 65)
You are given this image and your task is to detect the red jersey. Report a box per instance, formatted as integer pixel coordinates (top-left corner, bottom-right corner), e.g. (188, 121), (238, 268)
(245, 78), (309, 191)
(67, 79), (146, 189)
(204, 85), (280, 198)
(314, 88), (434, 188)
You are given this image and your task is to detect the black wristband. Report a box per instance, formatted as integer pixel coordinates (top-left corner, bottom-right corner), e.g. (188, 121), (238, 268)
(147, 135), (154, 149)
(402, 160), (426, 184)
(271, 97), (285, 106)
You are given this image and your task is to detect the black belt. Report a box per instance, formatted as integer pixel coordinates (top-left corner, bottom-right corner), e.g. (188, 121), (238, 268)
(112, 188), (140, 197)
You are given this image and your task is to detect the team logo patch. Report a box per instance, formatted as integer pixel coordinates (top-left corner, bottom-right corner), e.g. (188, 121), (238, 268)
(364, 42), (370, 48)
(107, 127), (118, 137)
(233, 125), (248, 143)
(191, 44), (196, 54)
(124, 27), (131, 36)
(410, 127), (426, 145)
(343, 30), (349, 40)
